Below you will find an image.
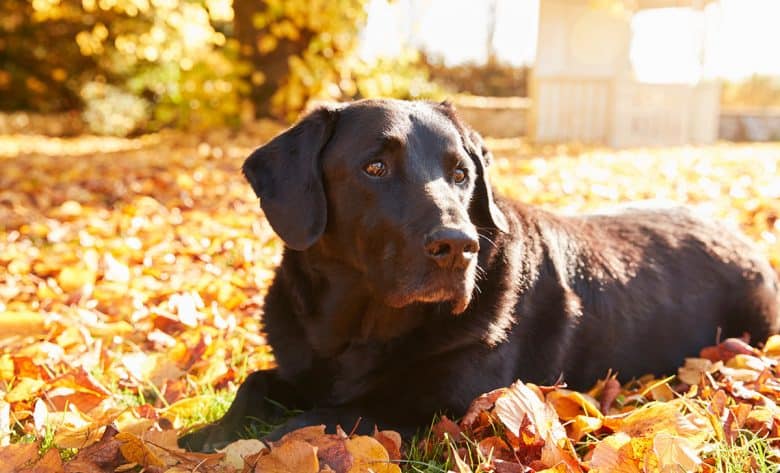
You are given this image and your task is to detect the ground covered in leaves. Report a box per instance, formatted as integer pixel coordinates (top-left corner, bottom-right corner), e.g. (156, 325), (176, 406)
(0, 129), (779, 472)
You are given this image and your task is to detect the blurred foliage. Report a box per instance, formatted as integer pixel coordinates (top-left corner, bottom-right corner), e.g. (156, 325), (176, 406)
(722, 75), (780, 109)
(0, 0), (97, 112)
(0, 0), (441, 132)
(0, 0), (246, 135)
(240, 0), (441, 121)
(423, 55), (529, 97)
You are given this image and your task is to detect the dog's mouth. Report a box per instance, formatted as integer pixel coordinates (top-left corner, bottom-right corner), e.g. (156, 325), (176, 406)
(384, 267), (476, 314)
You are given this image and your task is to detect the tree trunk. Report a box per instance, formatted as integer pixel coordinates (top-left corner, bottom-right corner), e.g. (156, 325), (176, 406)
(233, 0), (312, 118)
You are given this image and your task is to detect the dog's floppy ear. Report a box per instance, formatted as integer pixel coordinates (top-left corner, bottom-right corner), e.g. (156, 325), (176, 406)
(242, 106), (339, 250)
(435, 101), (508, 233)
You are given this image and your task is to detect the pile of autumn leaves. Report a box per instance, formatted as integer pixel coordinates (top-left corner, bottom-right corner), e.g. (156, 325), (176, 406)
(1, 132), (779, 473)
(4, 336), (780, 472)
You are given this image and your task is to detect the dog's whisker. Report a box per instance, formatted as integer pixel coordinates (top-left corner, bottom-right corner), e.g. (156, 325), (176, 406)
(477, 232), (498, 250)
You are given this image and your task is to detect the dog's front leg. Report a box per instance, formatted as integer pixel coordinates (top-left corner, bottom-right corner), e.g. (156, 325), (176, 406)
(178, 369), (306, 451)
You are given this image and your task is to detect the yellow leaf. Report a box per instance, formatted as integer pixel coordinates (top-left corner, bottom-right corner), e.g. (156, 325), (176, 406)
(57, 265), (96, 292)
(6, 377), (45, 403)
(568, 415), (602, 442)
(344, 436), (401, 473)
(162, 395), (214, 425)
(0, 312), (47, 339)
(763, 334), (780, 357)
(616, 401), (708, 446)
(652, 433), (701, 472)
(588, 432), (641, 473)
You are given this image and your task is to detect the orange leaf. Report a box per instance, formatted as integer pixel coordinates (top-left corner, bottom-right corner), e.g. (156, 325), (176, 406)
(546, 389), (602, 421)
(0, 442), (39, 472)
(19, 447), (63, 473)
(252, 439), (319, 473)
(115, 431), (165, 468)
(373, 429), (402, 461)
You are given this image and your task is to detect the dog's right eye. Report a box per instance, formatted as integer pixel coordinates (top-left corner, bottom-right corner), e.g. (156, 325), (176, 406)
(363, 160), (388, 177)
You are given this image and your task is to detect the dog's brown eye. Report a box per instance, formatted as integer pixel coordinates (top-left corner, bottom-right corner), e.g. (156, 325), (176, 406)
(453, 167), (467, 184)
(363, 160), (388, 177)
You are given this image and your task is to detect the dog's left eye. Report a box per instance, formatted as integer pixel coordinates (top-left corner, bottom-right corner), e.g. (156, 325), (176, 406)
(363, 160), (388, 177)
(452, 166), (468, 184)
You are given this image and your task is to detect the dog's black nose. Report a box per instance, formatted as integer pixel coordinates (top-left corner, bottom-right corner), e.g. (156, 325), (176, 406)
(425, 227), (480, 269)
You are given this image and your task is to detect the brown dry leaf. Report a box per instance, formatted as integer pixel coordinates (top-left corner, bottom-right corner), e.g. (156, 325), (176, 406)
(317, 439), (353, 473)
(277, 425), (327, 444)
(461, 387), (505, 429)
(431, 415), (463, 442)
(493, 459), (527, 473)
(594, 377), (621, 414)
(252, 439), (319, 473)
(700, 338), (757, 363)
(373, 429), (402, 461)
(0, 442), (40, 473)
(477, 436), (513, 461)
(63, 425), (123, 473)
(115, 431), (165, 468)
(18, 447), (63, 473)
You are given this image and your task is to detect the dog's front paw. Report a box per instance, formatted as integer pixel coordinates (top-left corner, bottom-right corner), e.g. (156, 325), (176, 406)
(178, 422), (239, 452)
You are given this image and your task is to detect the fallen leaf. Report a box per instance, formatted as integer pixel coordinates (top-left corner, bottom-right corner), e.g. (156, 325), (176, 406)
(431, 415), (462, 442)
(495, 381), (580, 471)
(344, 435), (401, 473)
(252, 439), (319, 473)
(373, 429), (402, 461)
(221, 439), (267, 469)
(546, 389), (602, 421)
(63, 425), (123, 473)
(115, 431), (165, 468)
(652, 433), (701, 472)
(0, 442), (40, 473)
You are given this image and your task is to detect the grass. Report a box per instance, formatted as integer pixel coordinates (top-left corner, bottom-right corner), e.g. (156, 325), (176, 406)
(399, 424), (451, 473)
(704, 430), (780, 473)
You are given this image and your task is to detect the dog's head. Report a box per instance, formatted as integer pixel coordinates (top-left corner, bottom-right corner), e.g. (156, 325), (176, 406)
(243, 99), (507, 314)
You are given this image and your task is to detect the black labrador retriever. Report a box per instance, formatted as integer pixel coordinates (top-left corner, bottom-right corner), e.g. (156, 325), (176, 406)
(181, 99), (779, 451)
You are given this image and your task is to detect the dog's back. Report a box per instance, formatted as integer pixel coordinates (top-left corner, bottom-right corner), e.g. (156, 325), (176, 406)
(510, 204), (780, 388)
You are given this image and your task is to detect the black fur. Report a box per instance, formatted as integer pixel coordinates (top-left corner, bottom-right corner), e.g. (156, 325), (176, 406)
(180, 99), (779, 451)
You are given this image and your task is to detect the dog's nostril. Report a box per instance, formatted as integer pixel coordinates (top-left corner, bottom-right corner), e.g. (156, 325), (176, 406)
(427, 241), (452, 258)
(425, 227), (479, 268)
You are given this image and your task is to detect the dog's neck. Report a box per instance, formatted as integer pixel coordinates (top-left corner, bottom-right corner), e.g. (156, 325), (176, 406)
(285, 250), (432, 355)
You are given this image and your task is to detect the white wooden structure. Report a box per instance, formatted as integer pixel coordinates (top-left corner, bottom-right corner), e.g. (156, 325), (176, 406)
(530, 0), (720, 147)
